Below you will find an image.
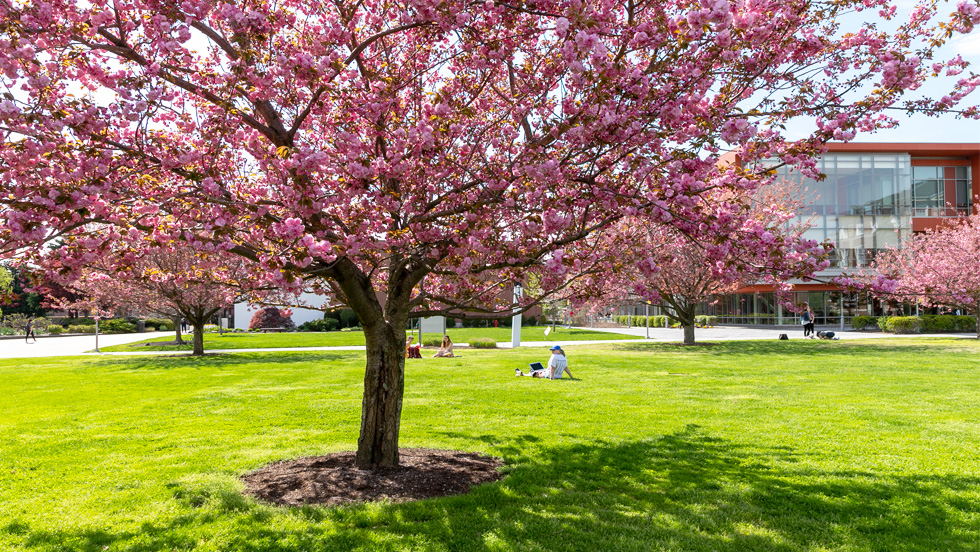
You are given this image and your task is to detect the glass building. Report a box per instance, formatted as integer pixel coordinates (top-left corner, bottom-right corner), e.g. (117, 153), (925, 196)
(618, 144), (980, 327)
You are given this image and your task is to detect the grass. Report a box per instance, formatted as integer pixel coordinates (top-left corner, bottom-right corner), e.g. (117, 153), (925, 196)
(98, 326), (638, 352)
(2, 337), (980, 551)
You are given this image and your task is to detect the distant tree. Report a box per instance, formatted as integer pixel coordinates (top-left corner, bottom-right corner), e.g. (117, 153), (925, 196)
(572, 185), (829, 344)
(248, 307), (296, 331)
(838, 212), (980, 338)
(46, 248), (250, 355)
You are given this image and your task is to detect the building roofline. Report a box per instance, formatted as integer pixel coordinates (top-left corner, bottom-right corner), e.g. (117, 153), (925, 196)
(825, 142), (980, 157)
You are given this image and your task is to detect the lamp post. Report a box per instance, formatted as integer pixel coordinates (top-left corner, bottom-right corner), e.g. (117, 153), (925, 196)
(511, 283), (523, 349)
(94, 316), (101, 353)
(645, 302), (650, 339)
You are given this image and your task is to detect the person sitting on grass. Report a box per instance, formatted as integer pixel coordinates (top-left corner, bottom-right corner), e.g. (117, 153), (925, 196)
(516, 345), (574, 379)
(406, 336), (422, 358)
(432, 335), (454, 358)
(816, 331), (840, 340)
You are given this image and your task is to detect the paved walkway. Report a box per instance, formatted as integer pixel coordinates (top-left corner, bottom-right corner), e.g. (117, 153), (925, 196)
(0, 326), (968, 360)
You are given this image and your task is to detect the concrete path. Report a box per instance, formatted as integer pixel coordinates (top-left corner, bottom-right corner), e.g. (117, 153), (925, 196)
(0, 326), (967, 360)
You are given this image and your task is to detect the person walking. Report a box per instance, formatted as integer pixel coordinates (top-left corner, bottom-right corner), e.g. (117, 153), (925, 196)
(801, 306), (812, 338)
(24, 318), (37, 343)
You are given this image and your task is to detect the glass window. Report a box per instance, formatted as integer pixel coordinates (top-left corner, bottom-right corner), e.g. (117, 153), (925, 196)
(913, 166), (939, 179)
(913, 179), (940, 207)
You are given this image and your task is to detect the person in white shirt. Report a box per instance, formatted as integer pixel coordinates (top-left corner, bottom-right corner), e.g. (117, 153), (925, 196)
(516, 345), (574, 379)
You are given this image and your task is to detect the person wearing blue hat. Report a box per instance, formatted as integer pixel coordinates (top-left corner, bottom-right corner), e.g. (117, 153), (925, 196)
(516, 345), (574, 379)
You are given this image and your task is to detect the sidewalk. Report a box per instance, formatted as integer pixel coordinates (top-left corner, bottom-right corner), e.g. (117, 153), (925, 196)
(0, 326), (965, 360)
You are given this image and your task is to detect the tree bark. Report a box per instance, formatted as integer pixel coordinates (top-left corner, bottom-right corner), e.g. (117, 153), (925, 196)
(682, 323), (695, 345)
(192, 321), (205, 356)
(172, 316), (185, 344)
(355, 320), (406, 469)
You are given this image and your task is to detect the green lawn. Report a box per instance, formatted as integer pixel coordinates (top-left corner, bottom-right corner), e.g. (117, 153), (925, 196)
(98, 326), (638, 352)
(2, 338), (980, 551)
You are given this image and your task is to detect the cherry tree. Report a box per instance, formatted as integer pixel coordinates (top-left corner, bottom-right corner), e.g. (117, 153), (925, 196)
(45, 247), (250, 354)
(1, 0), (978, 468)
(570, 183), (831, 344)
(838, 212), (980, 338)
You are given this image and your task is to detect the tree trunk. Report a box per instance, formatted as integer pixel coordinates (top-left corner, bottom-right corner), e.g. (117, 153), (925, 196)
(172, 316), (185, 344)
(192, 321), (205, 356)
(356, 321), (406, 469)
(975, 301), (979, 339)
(682, 323), (695, 345)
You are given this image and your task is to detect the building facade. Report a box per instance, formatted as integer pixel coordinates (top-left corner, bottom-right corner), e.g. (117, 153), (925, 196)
(720, 143), (980, 327)
(616, 143), (980, 327)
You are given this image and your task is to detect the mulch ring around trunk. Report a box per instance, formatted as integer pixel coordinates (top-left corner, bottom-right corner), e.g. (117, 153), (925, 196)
(241, 448), (505, 507)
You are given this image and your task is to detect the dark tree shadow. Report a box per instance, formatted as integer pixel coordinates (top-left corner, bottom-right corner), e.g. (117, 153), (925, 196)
(7, 426), (979, 551)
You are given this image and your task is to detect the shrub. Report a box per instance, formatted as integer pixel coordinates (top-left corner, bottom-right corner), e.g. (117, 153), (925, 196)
(696, 315), (718, 327)
(0, 327), (15, 336)
(68, 324), (96, 334)
(298, 318), (340, 332)
(524, 315), (537, 326)
(46, 325), (63, 335)
(100, 319), (137, 334)
(884, 316), (921, 334)
(144, 318), (173, 332)
(340, 326), (362, 332)
(248, 307), (296, 330)
(422, 337), (443, 347)
(920, 315), (956, 333)
(203, 324), (221, 333)
(876, 316), (891, 331)
(339, 308), (359, 328)
(851, 316), (878, 331)
(955, 315), (977, 333)
(468, 337), (497, 349)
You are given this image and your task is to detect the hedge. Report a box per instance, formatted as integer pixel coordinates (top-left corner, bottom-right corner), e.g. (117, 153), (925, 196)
(68, 324), (96, 334)
(884, 316), (921, 334)
(46, 325), (63, 335)
(100, 319), (137, 334)
(851, 316), (878, 330)
(298, 318), (340, 332)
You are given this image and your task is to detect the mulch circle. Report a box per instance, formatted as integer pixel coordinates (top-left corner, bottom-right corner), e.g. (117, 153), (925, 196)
(241, 448), (504, 507)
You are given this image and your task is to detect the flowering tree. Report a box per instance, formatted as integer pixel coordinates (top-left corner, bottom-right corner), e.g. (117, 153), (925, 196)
(838, 213), (980, 338)
(1, 0), (977, 467)
(45, 248), (249, 354)
(570, 183), (831, 344)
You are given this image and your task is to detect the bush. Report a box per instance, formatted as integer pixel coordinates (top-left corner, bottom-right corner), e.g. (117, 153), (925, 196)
(46, 325), (63, 335)
(524, 315), (537, 326)
(0, 327), (14, 336)
(468, 337), (497, 349)
(884, 316), (921, 334)
(955, 315), (977, 333)
(851, 316), (878, 331)
(696, 315), (718, 327)
(422, 337), (443, 347)
(100, 319), (137, 334)
(338, 308), (359, 328)
(298, 318), (339, 332)
(68, 324), (96, 334)
(340, 326), (362, 332)
(144, 318), (173, 332)
(877, 316), (891, 331)
(920, 315), (956, 333)
(248, 307), (296, 330)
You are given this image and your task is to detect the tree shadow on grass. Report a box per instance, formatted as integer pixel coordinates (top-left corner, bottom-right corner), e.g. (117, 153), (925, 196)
(92, 351), (363, 371)
(7, 426), (980, 551)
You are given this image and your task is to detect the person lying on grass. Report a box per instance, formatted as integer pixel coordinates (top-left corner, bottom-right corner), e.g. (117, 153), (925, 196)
(516, 345), (574, 379)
